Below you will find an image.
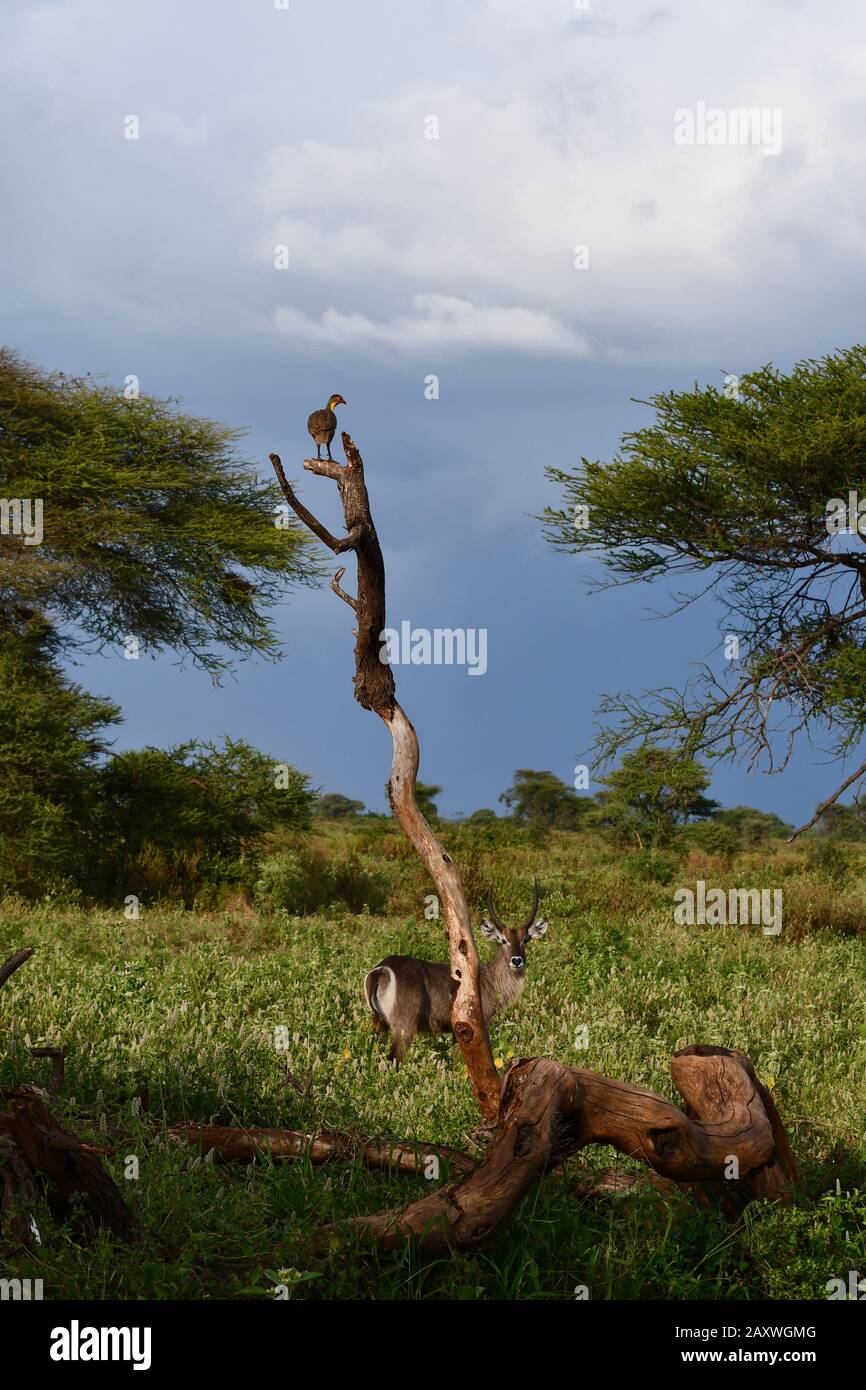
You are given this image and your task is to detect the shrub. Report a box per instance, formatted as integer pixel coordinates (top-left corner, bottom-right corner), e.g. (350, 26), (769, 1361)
(254, 846), (391, 916)
(804, 838), (855, 888)
(0, 615), (119, 899)
(623, 849), (679, 885)
(253, 850), (307, 914)
(781, 877), (866, 938)
(95, 738), (314, 905)
(679, 822), (739, 859)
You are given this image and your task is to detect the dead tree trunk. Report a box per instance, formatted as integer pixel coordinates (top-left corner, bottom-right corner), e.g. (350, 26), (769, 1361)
(268, 430), (801, 1255)
(341, 1046), (800, 1254)
(270, 437), (501, 1120)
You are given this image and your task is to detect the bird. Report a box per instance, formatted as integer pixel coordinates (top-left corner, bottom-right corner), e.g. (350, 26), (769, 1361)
(307, 394), (346, 461)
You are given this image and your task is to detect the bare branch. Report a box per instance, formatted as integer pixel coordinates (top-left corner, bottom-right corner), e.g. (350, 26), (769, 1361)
(0, 949), (33, 992)
(334, 526), (363, 555)
(786, 754), (866, 840)
(268, 431), (501, 1120)
(269, 453), (352, 555)
(330, 565), (357, 612)
(303, 457), (346, 482)
(30, 1047), (65, 1095)
(168, 1122), (474, 1176)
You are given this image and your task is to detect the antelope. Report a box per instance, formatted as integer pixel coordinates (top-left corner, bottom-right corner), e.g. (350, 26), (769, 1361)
(364, 880), (549, 1065)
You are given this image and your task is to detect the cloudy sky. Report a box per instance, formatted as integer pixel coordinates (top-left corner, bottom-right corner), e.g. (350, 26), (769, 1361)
(2, 0), (865, 821)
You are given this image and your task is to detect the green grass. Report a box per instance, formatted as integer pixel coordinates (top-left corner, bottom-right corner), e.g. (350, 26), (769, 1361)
(1, 834), (865, 1300)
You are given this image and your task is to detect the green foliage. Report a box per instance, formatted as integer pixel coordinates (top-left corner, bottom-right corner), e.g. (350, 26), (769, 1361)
(804, 839), (855, 888)
(1, 870), (862, 1300)
(253, 845), (391, 915)
(544, 343), (866, 806)
(415, 781), (442, 822)
(499, 768), (590, 830)
(713, 805), (791, 846)
(316, 792), (365, 819)
(95, 739), (314, 904)
(678, 821), (739, 858)
(0, 613), (120, 897)
(814, 802), (866, 841)
(0, 607), (315, 903)
(623, 848), (679, 884)
(592, 745), (717, 848)
(0, 348), (318, 672)
(445, 817), (522, 853)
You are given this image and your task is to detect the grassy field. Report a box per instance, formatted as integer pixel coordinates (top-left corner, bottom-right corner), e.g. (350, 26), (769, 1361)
(1, 828), (865, 1301)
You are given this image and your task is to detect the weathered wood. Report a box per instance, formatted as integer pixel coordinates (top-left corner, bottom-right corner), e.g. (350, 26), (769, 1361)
(0, 948), (33, 991)
(30, 1046), (65, 1095)
(270, 434), (501, 1120)
(341, 1048), (798, 1254)
(0, 1086), (138, 1243)
(0, 952), (138, 1245)
(343, 1057), (576, 1252)
(168, 1122), (474, 1176)
(671, 1044), (801, 1216)
(0, 1135), (43, 1248)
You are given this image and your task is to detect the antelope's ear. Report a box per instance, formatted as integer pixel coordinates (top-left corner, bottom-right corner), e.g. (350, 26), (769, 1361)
(527, 916), (549, 940)
(480, 919), (506, 943)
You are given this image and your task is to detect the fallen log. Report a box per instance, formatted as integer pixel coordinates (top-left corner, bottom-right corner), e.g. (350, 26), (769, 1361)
(168, 1122), (475, 1176)
(341, 1046), (800, 1254)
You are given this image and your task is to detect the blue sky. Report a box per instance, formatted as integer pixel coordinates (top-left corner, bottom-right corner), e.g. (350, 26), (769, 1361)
(3, 0), (866, 821)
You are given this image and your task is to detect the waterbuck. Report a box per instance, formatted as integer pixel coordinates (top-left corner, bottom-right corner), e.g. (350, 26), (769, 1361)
(363, 881), (549, 1064)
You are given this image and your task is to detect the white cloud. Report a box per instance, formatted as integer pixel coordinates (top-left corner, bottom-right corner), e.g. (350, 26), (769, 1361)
(271, 293), (591, 355)
(2, 0), (866, 364)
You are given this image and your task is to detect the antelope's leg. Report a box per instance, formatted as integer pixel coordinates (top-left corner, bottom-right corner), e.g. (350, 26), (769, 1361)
(388, 1031), (410, 1066)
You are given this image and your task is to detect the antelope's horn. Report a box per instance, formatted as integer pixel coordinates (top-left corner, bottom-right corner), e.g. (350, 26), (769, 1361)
(522, 877), (541, 932)
(486, 883), (508, 933)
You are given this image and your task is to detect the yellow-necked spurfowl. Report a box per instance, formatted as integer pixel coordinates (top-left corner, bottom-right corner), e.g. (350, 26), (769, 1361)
(307, 394), (346, 461)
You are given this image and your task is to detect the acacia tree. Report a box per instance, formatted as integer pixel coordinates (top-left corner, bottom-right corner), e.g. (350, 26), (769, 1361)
(414, 781), (442, 822)
(714, 805), (791, 846)
(0, 612), (119, 897)
(543, 344), (866, 837)
(500, 768), (590, 830)
(0, 348), (317, 672)
(592, 745), (718, 848)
